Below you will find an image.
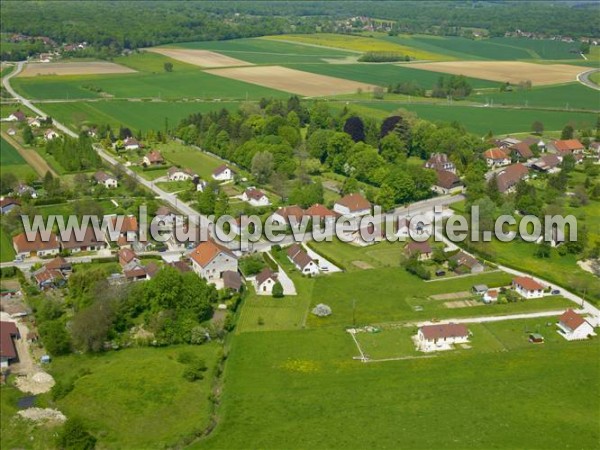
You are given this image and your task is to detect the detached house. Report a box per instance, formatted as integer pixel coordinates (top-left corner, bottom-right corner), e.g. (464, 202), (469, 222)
(416, 323), (470, 352)
(190, 240), (238, 282)
(94, 171), (118, 188)
(532, 154), (561, 173)
(424, 153), (456, 174)
(432, 170), (464, 195)
(495, 164), (529, 194)
(450, 251), (484, 274)
(333, 193), (371, 218)
(7, 111), (26, 122)
(60, 227), (107, 253)
(33, 266), (65, 290)
(118, 248), (148, 282)
(0, 197), (20, 215)
(305, 204), (337, 226)
(287, 244), (319, 276)
(483, 148), (510, 167)
(13, 232), (60, 259)
(254, 268), (278, 295)
(551, 139), (584, 155)
(123, 137), (140, 151)
(44, 129), (60, 141)
(405, 241), (432, 261)
(557, 309), (595, 341)
(0, 321), (20, 369)
(167, 167), (197, 182)
(512, 276), (545, 299)
(212, 165), (235, 181)
(271, 205), (305, 227)
(509, 142), (534, 161)
(143, 150), (164, 166)
(107, 215), (139, 245)
(242, 188), (270, 207)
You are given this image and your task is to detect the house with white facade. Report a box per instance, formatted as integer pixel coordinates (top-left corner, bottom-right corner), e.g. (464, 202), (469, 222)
(13, 231), (60, 259)
(143, 150), (164, 166)
(333, 193), (371, 218)
(212, 165), (235, 181)
(242, 187), (270, 207)
(416, 323), (470, 352)
(254, 268), (278, 295)
(190, 240), (238, 282)
(556, 309), (595, 341)
(167, 167), (197, 182)
(94, 171), (118, 188)
(424, 153), (456, 174)
(483, 148), (510, 167)
(123, 137), (140, 151)
(512, 276), (545, 299)
(287, 244), (319, 276)
(44, 129), (60, 140)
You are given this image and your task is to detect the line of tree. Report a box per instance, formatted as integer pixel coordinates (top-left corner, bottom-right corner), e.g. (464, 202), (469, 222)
(358, 51), (410, 62)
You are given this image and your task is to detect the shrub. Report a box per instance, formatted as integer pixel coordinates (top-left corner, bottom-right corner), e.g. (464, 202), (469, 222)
(56, 417), (97, 450)
(182, 358), (208, 382)
(272, 281), (284, 298)
(177, 351), (196, 364)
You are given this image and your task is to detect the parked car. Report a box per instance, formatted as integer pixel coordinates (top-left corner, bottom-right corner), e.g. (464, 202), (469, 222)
(435, 270), (446, 277)
(551, 289), (560, 295)
(320, 266), (329, 272)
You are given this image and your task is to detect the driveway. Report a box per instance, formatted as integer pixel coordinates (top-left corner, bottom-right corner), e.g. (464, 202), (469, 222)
(302, 243), (342, 273)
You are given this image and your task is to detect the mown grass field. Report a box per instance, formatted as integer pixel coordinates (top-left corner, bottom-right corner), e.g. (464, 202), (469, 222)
(342, 102), (598, 135)
(590, 71), (600, 85)
(267, 33), (449, 60)
(194, 327), (598, 449)
(156, 141), (230, 180)
(0, 227), (15, 262)
(0, 136), (37, 180)
(38, 100), (239, 133)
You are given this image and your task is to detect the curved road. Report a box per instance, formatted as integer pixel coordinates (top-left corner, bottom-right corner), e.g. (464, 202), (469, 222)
(577, 68), (600, 91)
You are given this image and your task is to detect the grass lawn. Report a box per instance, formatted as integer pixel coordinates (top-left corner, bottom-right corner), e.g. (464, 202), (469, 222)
(194, 327), (599, 449)
(0, 227), (15, 262)
(156, 141), (234, 180)
(0, 136), (37, 180)
(46, 344), (221, 449)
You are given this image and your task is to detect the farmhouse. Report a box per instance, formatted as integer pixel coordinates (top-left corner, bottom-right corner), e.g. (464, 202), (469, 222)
(333, 193), (371, 218)
(123, 137), (140, 151)
(223, 270), (243, 292)
(13, 231), (60, 259)
(287, 244), (319, 276)
(405, 241), (432, 261)
(551, 139), (584, 155)
(33, 266), (65, 289)
(512, 276), (545, 299)
(449, 251), (484, 274)
(242, 187), (270, 207)
(416, 323), (470, 352)
(556, 309), (595, 341)
(305, 204), (337, 225)
(212, 165), (235, 181)
(483, 148), (510, 167)
(532, 154), (561, 173)
(44, 129), (60, 140)
(424, 153), (456, 173)
(0, 321), (20, 369)
(60, 227), (107, 253)
(143, 150), (164, 166)
(7, 111), (26, 122)
(94, 171), (118, 188)
(190, 240), (238, 282)
(509, 142), (534, 161)
(432, 170), (464, 195)
(167, 167), (197, 182)
(495, 163), (529, 194)
(254, 268), (278, 295)
(0, 197), (20, 215)
(271, 205), (305, 227)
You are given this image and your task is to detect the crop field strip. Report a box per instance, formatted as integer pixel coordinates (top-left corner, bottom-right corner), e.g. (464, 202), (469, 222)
(145, 48), (253, 68)
(18, 61), (137, 77)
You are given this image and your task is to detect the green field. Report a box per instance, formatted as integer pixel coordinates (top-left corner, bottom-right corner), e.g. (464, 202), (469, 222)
(38, 100), (239, 133)
(172, 37), (355, 65)
(343, 102), (598, 135)
(0, 227), (15, 262)
(0, 136), (36, 180)
(290, 62), (498, 89)
(590, 71), (600, 85)
(0, 344), (221, 449)
(156, 142), (233, 180)
(194, 327), (598, 449)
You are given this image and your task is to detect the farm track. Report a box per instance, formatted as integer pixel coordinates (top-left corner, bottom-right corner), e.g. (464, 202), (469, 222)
(1, 131), (57, 177)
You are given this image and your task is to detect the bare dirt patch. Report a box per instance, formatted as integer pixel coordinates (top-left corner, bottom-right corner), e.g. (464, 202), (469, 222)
(1, 131), (57, 177)
(444, 299), (480, 309)
(19, 61), (136, 77)
(18, 407), (66, 423)
(408, 61), (584, 86)
(205, 65), (377, 96)
(146, 48), (252, 68)
(430, 291), (472, 301)
(352, 260), (374, 270)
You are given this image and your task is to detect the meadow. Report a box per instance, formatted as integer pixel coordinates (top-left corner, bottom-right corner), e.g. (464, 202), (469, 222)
(38, 100), (239, 133)
(342, 102), (598, 135)
(194, 327), (598, 449)
(0, 136), (37, 180)
(0, 227), (15, 262)
(156, 141), (234, 180)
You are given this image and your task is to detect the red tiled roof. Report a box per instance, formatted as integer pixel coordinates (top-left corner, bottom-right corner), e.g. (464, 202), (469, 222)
(554, 139), (583, 152)
(118, 248), (137, 266)
(558, 309), (587, 331)
(244, 188), (266, 201)
(45, 256), (70, 271)
(60, 227), (106, 250)
(13, 232), (59, 253)
(305, 204), (336, 219)
(483, 148), (508, 160)
(0, 321), (19, 359)
(510, 142), (533, 159)
(513, 276), (544, 291)
(335, 193), (371, 212)
(405, 241), (432, 256)
(496, 164), (529, 193)
(435, 170), (462, 190)
(274, 205), (304, 221)
(145, 150), (164, 163)
(190, 240), (235, 268)
(420, 323), (469, 340)
(112, 216), (138, 233)
(0, 197), (20, 208)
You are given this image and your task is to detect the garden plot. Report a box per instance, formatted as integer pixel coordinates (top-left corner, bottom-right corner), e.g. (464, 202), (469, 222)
(204, 65), (377, 96)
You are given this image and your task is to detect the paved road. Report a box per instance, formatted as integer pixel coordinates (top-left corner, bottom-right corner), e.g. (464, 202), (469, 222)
(577, 68), (600, 91)
(415, 309), (580, 327)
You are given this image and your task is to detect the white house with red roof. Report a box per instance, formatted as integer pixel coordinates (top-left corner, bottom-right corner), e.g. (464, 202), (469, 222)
(483, 148), (510, 167)
(551, 139), (585, 155)
(333, 193), (371, 218)
(167, 167), (197, 182)
(190, 240), (238, 282)
(416, 323), (470, 352)
(212, 165), (235, 182)
(512, 276), (545, 299)
(556, 309), (595, 341)
(254, 268), (279, 295)
(242, 187), (270, 207)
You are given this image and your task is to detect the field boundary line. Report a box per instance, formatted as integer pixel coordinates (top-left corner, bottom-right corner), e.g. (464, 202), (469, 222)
(1, 131), (58, 177)
(424, 269), (502, 282)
